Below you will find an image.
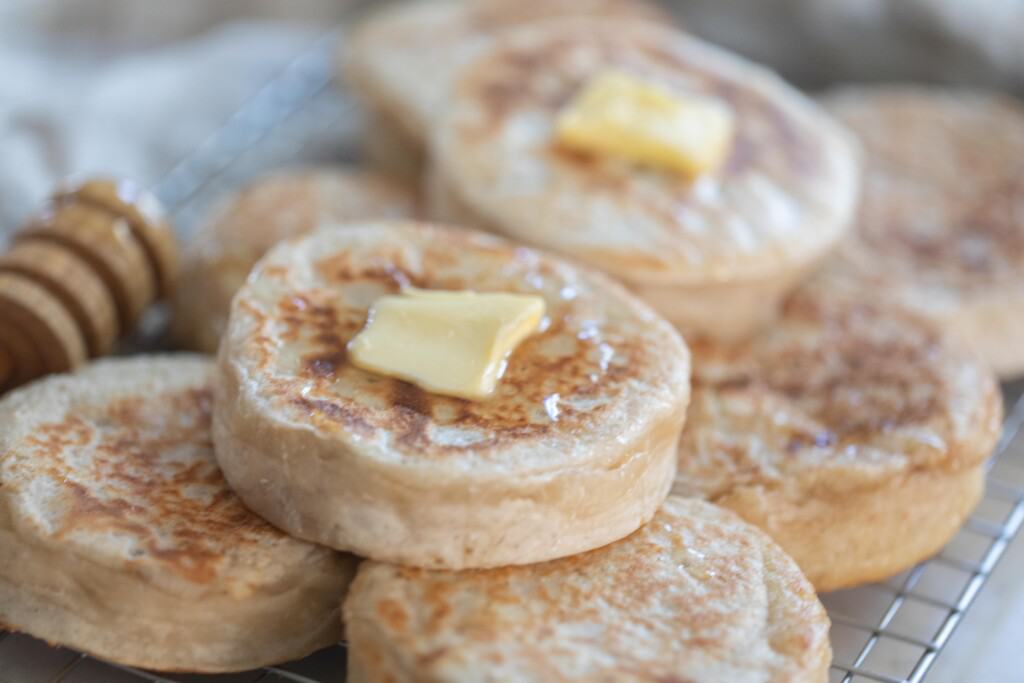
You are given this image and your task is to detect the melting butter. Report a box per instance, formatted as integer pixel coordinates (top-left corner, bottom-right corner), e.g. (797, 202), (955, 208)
(348, 288), (546, 400)
(555, 70), (734, 177)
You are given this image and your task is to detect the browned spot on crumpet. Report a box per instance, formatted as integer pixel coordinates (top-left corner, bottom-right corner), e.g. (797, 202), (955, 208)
(290, 395), (377, 438)
(305, 349), (347, 378)
(377, 598), (411, 634)
(313, 248), (434, 290)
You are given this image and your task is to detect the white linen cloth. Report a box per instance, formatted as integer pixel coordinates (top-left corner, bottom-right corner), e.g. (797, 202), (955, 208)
(0, 11), (326, 232)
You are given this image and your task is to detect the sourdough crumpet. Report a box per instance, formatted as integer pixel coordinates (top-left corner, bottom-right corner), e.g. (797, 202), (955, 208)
(343, 0), (669, 177)
(673, 287), (1002, 591)
(430, 20), (860, 341)
(214, 221), (690, 569)
(0, 356), (355, 672)
(345, 496), (831, 683)
(171, 168), (417, 353)
(821, 87), (1024, 377)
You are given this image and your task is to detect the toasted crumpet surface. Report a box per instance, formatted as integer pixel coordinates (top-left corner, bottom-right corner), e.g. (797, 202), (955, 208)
(346, 497), (830, 683)
(0, 355), (354, 672)
(821, 86), (1024, 377)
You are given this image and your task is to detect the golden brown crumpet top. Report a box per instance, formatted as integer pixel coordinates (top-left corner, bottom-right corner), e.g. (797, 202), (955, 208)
(344, 0), (669, 145)
(215, 222), (690, 568)
(345, 497), (831, 683)
(172, 168), (418, 353)
(433, 20), (859, 287)
(676, 287), (1000, 499)
(224, 222), (688, 470)
(0, 356), (345, 596)
(0, 356), (353, 671)
(821, 87), (1024, 376)
(674, 287), (1001, 589)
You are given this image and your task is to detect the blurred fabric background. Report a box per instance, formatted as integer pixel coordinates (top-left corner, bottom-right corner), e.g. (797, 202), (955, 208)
(2, 0), (1023, 231)
(0, 1), (1022, 681)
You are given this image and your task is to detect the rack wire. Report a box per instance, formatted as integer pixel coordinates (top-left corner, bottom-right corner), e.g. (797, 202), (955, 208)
(1, 24), (1023, 683)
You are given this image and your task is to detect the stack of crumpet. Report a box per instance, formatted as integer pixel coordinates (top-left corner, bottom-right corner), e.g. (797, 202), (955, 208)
(2, 1), (1017, 681)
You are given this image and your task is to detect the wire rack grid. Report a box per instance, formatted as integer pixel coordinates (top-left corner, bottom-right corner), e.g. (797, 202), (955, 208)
(1, 26), (1023, 683)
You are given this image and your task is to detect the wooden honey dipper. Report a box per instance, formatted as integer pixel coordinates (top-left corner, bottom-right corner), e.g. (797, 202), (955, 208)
(0, 178), (178, 393)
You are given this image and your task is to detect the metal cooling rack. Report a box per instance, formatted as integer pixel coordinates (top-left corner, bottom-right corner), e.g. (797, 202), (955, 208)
(1, 22), (1023, 683)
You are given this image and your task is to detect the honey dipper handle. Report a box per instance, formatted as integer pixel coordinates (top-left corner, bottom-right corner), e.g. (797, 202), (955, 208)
(0, 176), (179, 394)
(0, 347), (11, 390)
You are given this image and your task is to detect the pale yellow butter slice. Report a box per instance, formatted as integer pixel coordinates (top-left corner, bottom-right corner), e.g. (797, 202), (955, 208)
(348, 288), (546, 400)
(555, 70), (735, 177)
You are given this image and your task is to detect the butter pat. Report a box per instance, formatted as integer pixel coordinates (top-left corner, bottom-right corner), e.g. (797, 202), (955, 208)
(555, 70), (735, 177)
(348, 288), (546, 400)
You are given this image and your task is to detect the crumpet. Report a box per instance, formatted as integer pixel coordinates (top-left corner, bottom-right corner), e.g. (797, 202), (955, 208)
(822, 86), (1024, 377)
(673, 287), (1002, 590)
(345, 497), (831, 683)
(214, 221), (690, 569)
(430, 20), (859, 341)
(0, 355), (355, 672)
